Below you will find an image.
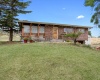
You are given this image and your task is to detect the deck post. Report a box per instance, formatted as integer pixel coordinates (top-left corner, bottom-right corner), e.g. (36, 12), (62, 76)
(30, 23), (32, 36)
(37, 24), (40, 38)
(22, 23), (24, 36)
(74, 27), (77, 33)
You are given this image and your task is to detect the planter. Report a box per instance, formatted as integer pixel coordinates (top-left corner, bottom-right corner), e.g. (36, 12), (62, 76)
(23, 37), (28, 43)
(24, 40), (28, 43)
(29, 40), (33, 43)
(28, 37), (33, 43)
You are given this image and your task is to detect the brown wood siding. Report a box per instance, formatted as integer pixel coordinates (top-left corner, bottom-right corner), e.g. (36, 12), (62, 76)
(30, 23), (32, 36)
(52, 27), (58, 39)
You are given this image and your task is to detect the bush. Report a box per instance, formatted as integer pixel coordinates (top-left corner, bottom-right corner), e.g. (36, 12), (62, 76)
(66, 40), (70, 42)
(23, 37), (28, 40)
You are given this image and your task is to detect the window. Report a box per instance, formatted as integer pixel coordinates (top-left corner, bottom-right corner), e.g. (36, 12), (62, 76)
(23, 25), (30, 33)
(78, 29), (85, 33)
(32, 26), (37, 33)
(40, 26), (44, 33)
(64, 28), (73, 33)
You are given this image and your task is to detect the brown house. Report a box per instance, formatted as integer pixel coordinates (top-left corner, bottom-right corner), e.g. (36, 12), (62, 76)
(18, 20), (91, 43)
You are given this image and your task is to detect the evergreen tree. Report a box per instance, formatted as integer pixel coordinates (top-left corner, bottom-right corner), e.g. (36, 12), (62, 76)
(0, 0), (31, 41)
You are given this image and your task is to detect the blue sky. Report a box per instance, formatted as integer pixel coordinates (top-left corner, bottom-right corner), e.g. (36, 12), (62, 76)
(18, 0), (100, 37)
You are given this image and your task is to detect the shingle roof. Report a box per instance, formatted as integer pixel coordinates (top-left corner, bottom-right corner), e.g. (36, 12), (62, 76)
(18, 20), (92, 28)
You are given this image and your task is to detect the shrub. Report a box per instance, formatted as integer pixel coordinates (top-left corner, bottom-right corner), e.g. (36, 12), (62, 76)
(23, 37), (28, 40)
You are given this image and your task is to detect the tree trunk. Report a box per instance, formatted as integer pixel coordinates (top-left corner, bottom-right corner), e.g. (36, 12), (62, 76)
(74, 38), (77, 45)
(9, 27), (13, 41)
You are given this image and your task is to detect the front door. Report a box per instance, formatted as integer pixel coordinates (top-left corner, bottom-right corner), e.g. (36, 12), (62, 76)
(53, 27), (58, 39)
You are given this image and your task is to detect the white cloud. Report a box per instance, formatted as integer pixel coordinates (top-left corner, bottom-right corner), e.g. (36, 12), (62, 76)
(62, 8), (66, 10)
(77, 15), (84, 19)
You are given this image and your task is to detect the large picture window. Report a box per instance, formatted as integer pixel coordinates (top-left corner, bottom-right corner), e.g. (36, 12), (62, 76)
(32, 26), (37, 33)
(23, 25), (30, 33)
(64, 28), (73, 33)
(40, 26), (44, 33)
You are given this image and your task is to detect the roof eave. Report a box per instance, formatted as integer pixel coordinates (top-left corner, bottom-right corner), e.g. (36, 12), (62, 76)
(18, 20), (92, 28)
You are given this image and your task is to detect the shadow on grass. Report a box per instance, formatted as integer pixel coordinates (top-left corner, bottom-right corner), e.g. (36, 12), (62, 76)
(0, 41), (21, 45)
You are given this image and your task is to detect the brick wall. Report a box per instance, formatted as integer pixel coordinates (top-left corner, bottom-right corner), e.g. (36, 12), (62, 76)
(22, 23), (88, 41)
(44, 26), (88, 41)
(77, 28), (88, 41)
(45, 25), (53, 40)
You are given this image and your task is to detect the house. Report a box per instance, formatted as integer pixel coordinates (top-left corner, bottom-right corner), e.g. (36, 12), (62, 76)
(18, 20), (91, 44)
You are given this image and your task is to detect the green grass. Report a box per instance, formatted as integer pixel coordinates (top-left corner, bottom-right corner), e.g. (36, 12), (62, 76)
(0, 43), (100, 80)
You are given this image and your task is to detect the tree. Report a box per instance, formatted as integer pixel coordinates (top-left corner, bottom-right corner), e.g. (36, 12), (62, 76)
(88, 31), (92, 36)
(64, 32), (82, 45)
(85, 0), (100, 26)
(98, 36), (100, 38)
(0, 0), (31, 41)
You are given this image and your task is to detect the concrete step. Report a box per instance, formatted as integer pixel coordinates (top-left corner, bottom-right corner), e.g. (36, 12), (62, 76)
(50, 39), (63, 42)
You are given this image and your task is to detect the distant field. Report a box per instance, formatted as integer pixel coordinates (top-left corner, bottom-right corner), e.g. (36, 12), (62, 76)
(91, 38), (100, 44)
(0, 43), (100, 80)
(0, 34), (20, 41)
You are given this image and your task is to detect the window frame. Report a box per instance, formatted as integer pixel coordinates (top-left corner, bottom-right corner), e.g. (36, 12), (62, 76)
(64, 28), (73, 33)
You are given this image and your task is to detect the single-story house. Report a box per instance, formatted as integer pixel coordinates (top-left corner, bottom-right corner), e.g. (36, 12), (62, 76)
(18, 20), (91, 44)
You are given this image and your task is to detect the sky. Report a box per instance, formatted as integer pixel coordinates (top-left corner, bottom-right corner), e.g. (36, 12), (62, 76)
(18, 0), (100, 37)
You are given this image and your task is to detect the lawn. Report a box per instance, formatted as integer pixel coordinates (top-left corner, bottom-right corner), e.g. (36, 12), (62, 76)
(0, 43), (100, 80)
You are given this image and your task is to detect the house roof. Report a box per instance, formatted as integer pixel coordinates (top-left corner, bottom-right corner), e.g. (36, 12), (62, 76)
(18, 20), (92, 28)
